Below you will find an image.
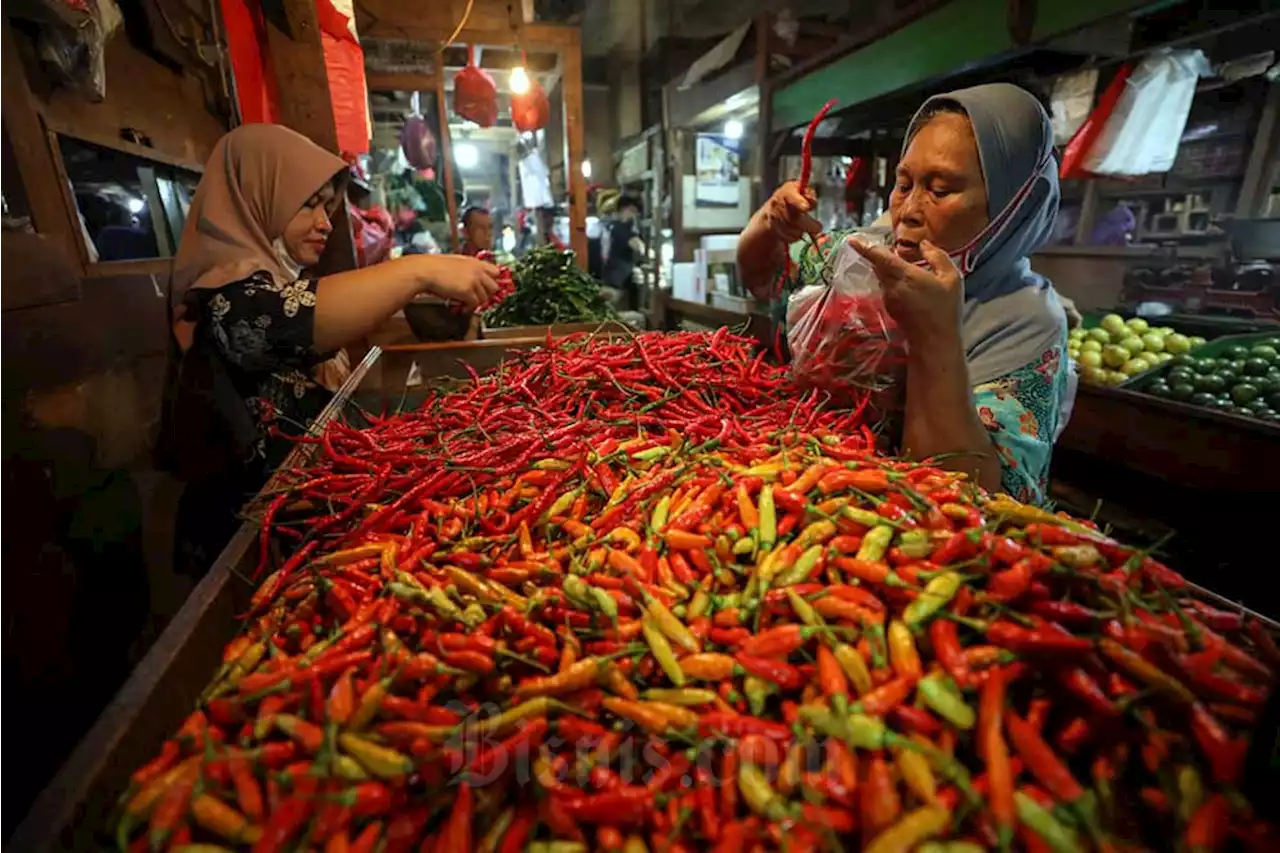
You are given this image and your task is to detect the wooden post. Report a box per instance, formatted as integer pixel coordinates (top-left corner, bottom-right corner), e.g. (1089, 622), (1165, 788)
(562, 28), (589, 268)
(1236, 82), (1280, 218)
(434, 72), (460, 252)
(264, 0), (357, 274)
(1, 19), (87, 273)
(755, 14), (774, 204)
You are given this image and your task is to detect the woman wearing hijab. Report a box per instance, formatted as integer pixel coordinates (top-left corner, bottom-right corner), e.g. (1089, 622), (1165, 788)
(738, 83), (1072, 504)
(158, 123), (500, 576)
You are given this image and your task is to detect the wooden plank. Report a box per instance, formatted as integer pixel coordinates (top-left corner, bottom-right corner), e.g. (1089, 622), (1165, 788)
(83, 258), (175, 279)
(359, 17), (579, 49)
(5, 349), (382, 853)
(561, 28), (589, 269)
(367, 71), (441, 93)
(1059, 383), (1280, 492)
(434, 73), (460, 252)
(1, 19), (85, 274)
(42, 117), (207, 172)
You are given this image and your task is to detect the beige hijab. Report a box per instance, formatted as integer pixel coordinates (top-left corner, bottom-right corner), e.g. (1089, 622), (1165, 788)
(172, 123), (347, 353)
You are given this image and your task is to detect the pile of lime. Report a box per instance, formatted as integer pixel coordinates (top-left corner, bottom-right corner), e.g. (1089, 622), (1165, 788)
(1145, 339), (1280, 421)
(1067, 314), (1203, 387)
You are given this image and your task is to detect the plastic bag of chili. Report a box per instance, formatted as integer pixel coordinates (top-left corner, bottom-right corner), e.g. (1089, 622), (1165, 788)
(785, 232), (907, 409)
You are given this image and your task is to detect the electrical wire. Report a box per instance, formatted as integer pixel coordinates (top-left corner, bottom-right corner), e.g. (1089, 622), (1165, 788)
(438, 0), (476, 52)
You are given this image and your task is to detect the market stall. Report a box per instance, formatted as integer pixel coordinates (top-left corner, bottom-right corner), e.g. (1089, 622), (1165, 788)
(11, 327), (1280, 852)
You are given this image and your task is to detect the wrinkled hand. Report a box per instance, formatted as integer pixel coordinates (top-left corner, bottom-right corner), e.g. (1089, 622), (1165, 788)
(850, 238), (963, 345)
(423, 255), (501, 310)
(759, 181), (822, 244)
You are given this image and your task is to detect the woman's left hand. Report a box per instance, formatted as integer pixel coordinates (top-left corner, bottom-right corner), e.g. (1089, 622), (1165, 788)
(850, 238), (963, 346)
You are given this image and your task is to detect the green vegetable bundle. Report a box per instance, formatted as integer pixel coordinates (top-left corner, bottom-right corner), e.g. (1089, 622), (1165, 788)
(484, 246), (617, 328)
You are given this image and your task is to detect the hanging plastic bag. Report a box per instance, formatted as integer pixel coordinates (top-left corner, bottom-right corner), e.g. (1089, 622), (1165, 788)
(1060, 63), (1134, 180)
(13, 0), (122, 101)
(400, 115), (438, 170)
(1083, 50), (1211, 177)
(511, 79), (550, 132)
(453, 45), (498, 128)
(316, 0), (371, 159)
(786, 235), (907, 408)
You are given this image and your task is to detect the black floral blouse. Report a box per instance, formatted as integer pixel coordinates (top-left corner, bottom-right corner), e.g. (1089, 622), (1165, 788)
(185, 270), (332, 470)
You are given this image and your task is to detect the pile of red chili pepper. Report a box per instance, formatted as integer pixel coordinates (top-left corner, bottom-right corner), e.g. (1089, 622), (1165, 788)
(117, 331), (1277, 853)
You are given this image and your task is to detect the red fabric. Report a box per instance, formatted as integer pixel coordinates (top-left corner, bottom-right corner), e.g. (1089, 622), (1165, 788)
(219, 0), (279, 124)
(1060, 64), (1134, 181)
(317, 0), (369, 158)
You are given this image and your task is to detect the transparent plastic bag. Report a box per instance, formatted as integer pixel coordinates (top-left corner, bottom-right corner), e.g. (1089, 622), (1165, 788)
(786, 235), (907, 408)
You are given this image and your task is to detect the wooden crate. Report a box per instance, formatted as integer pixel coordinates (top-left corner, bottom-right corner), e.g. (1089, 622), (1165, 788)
(481, 321), (619, 340)
(1059, 382), (1280, 492)
(3, 343), (529, 852)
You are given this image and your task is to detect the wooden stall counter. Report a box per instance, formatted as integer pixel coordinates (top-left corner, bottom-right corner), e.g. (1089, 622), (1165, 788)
(1059, 381), (1280, 493)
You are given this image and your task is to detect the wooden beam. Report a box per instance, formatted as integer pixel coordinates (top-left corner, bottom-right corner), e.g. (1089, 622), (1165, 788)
(434, 73), (460, 252)
(1, 19), (86, 274)
(561, 28), (588, 269)
(367, 72), (441, 93)
(359, 21), (580, 50)
(1236, 82), (1280, 218)
(265, 0), (357, 274)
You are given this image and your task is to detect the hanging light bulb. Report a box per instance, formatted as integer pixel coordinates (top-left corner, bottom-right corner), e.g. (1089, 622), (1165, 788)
(723, 119), (744, 140)
(581, 159), (592, 179)
(510, 65), (531, 95)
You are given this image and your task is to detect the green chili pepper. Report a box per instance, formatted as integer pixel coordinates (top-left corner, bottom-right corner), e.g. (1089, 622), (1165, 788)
(903, 571), (963, 628)
(738, 762), (789, 821)
(641, 616), (685, 687)
(843, 505), (886, 528)
(758, 486), (777, 552)
(650, 494), (671, 532)
(688, 586), (711, 620)
(917, 672), (975, 729)
(785, 588), (824, 628)
(1177, 764), (1204, 825)
(633, 446), (671, 463)
(847, 713), (887, 749)
(898, 529), (934, 559)
(775, 544), (825, 587)
(591, 587), (619, 624)
(1015, 791), (1084, 853)
(856, 525), (895, 562)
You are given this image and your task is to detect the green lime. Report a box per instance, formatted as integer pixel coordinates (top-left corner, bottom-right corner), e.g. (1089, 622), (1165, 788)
(1223, 345), (1249, 360)
(1170, 354), (1197, 368)
(1190, 392), (1217, 407)
(1217, 369), (1238, 385)
(1242, 358), (1269, 376)
(1168, 383), (1195, 402)
(1195, 374), (1226, 393)
(1194, 358), (1218, 375)
(1167, 368), (1195, 386)
(1147, 381), (1171, 398)
(1246, 398), (1270, 413)
(1250, 344), (1277, 362)
(1267, 391), (1280, 410)
(1231, 383), (1259, 405)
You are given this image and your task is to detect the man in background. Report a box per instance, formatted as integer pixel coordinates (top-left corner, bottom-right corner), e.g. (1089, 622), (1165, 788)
(602, 195), (645, 310)
(459, 207), (493, 256)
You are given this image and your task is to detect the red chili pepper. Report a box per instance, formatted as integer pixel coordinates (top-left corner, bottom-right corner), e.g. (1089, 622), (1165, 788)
(1004, 709), (1086, 804)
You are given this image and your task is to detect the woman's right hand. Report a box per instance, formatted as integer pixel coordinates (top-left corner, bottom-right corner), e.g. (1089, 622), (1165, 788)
(420, 254), (501, 309)
(755, 181), (822, 245)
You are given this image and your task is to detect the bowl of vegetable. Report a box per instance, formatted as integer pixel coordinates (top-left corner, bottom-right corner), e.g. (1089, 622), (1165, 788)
(403, 298), (473, 342)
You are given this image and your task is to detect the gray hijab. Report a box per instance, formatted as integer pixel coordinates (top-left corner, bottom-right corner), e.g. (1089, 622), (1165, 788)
(903, 83), (1068, 385)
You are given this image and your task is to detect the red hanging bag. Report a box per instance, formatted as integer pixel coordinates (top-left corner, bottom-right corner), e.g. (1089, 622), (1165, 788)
(453, 45), (498, 128)
(1060, 63), (1134, 181)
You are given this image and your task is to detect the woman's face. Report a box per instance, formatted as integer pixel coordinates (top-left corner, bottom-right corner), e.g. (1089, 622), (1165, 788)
(889, 111), (989, 264)
(282, 182), (339, 267)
